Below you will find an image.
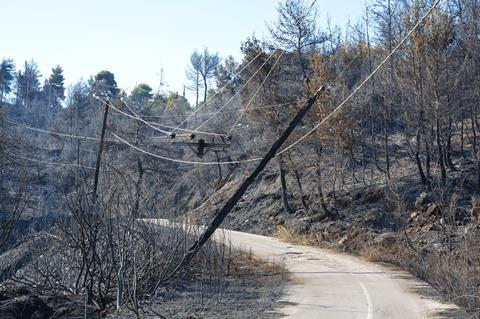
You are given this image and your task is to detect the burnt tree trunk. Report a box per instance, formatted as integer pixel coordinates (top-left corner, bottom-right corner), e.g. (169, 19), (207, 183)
(293, 169), (309, 212)
(415, 127), (428, 186)
(278, 154), (294, 214)
(445, 114), (456, 171)
(435, 104), (446, 186)
(315, 146), (337, 219)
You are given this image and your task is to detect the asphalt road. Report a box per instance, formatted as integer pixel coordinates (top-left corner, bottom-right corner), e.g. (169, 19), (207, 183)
(146, 219), (460, 318)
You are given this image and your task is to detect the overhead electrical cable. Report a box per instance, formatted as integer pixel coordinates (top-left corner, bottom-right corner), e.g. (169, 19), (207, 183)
(93, 96), (169, 135)
(13, 0), (434, 168)
(276, 0), (442, 156)
(130, 101), (297, 120)
(112, 0), (441, 166)
(194, 50), (280, 131)
(97, 0), (317, 141)
(171, 50), (265, 134)
(112, 132), (261, 165)
(96, 51), (280, 138)
(226, 51), (363, 136)
(8, 151), (95, 170)
(121, 98), (225, 137)
(5, 118), (100, 141)
(94, 95), (225, 137)
(194, 0), (327, 134)
(226, 51), (285, 135)
(5, 114), (179, 143)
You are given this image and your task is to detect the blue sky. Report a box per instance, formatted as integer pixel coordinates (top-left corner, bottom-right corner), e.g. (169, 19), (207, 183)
(0, 0), (365, 102)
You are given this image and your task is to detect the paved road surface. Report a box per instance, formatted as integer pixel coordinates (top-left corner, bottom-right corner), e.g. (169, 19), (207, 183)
(146, 219), (459, 319)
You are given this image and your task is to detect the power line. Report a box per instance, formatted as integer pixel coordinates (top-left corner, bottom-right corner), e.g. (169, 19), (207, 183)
(94, 95), (226, 137)
(195, 50), (279, 131)
(5, 118), (100, 141)
(111, 0), (441, 166)
(227, 51), (285, 135)
(243, 101), (296, 110)
(229, 124), (261, 132)
(5, 118), (129, 144)
(10, 146), (199, 172)
(171, 50), (265, 134)
(225, 39), (365, 136)
(224, 48), (364, 136)
(108, 51), (279, 138)
(192, 0), (345, 135)
(120, 98), (225, 137)
(112, 132), (262, 165)
(93, 96), (169, 135)
(5, 113), (184, 145)
(11, 0), (433, 169)
(29, 143), (98, 154)
(276, 0), (442, 156)
(7, 98), (292, 143)
(136, 101), (297, 120)
(8, 151), (95, 170)
(120, 97), (173, 135)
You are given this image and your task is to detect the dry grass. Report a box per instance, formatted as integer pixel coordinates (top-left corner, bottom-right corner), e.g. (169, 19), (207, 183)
(388, 235), (480, 317)
(275, 224), (323, 247)
(360, 242), (387, 263)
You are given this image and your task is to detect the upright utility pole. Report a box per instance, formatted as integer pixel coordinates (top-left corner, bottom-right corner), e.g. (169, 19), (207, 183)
(92, 98), (110, 203)
(170, 85), (326, 275)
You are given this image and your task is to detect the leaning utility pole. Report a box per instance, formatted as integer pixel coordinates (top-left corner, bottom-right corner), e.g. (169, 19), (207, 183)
(171, 85), (326, 275)
(92, 98), (110, 203)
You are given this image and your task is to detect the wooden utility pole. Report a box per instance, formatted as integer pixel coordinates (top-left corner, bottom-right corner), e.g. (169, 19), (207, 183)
(170, 86), (326, 275)
(92, 98), (110, 203)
